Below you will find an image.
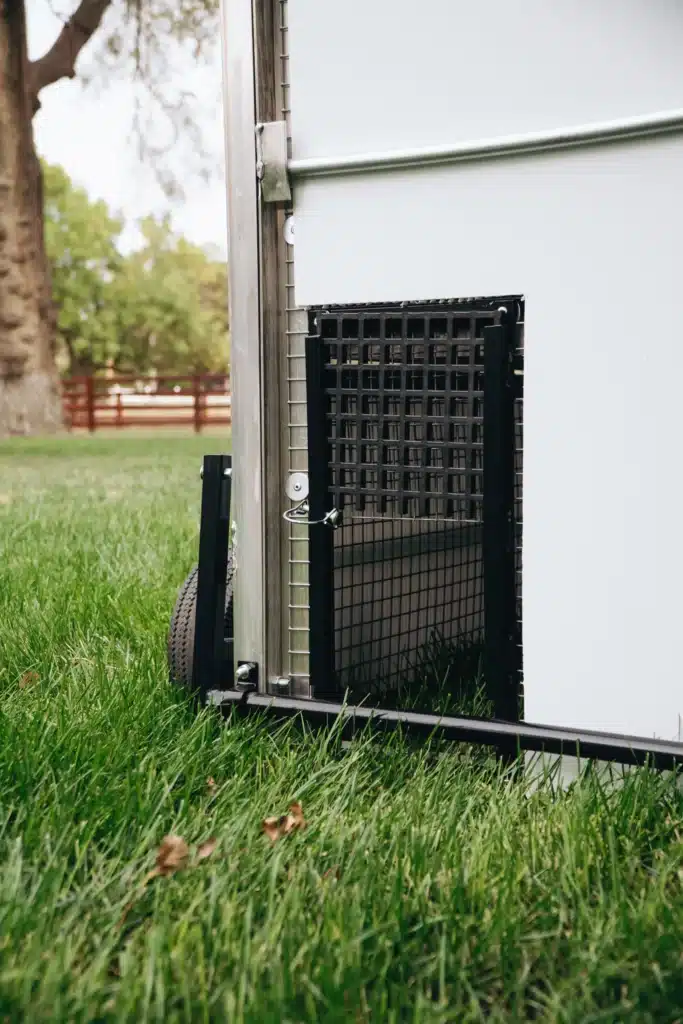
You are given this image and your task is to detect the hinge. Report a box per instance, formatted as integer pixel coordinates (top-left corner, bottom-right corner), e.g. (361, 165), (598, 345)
(255, 121), (291, 203)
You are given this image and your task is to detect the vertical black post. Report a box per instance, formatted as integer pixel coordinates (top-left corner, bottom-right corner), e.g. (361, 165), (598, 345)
(483, 311), (519, 726)
(193, 453), (232, 706)
(305, 331), (337, 697)
(86, 375), (95, 433)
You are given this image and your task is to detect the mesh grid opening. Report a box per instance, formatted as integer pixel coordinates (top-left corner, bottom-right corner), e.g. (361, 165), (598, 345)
(307, 298), (523, 711)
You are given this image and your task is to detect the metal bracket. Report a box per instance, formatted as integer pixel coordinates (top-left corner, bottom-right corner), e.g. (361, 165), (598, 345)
(255, 121), (292, 203)
(268, 676), (293, 696)
(235, 661), (259, 692)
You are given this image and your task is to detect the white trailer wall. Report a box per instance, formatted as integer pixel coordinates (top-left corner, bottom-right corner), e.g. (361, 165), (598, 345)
(286, 0), (683, 741)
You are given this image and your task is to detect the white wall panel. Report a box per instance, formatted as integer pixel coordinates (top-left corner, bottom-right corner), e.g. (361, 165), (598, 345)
(287, 0), (683, 161)
(291, 134), (683, 741)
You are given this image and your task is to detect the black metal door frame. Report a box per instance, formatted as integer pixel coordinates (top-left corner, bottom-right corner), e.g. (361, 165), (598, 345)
(305, 332), (337, 696)
(305, 299), (522, 716)
(482, 308), (520, 722)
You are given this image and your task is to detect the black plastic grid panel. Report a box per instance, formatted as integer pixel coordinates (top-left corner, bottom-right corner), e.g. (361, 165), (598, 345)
(321, 309), (491, 523)
(308, 298), (522, 693)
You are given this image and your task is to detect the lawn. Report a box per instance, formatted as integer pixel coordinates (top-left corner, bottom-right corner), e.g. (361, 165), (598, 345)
(0, 432), (682, 1023)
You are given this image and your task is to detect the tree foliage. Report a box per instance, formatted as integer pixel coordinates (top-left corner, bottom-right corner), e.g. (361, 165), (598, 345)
(43, 161), (229, 376)
(44, 162), (123, 374)
(29, 0), (222, 197)
(112, 215), (229, 375)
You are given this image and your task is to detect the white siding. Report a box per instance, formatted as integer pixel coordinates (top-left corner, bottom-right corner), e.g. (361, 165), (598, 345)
(286, 0), (683, 741)
(287, 0), (683, 160)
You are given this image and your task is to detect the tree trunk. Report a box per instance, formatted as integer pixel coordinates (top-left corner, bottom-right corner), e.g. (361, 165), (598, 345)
(0, 0), (62, 436)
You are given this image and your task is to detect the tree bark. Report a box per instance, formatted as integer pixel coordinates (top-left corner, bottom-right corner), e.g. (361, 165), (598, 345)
(0, 0), (62, 435)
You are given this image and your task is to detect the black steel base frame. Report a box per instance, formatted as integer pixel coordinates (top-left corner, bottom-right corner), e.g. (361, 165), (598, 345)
(215, 691), (683, 773)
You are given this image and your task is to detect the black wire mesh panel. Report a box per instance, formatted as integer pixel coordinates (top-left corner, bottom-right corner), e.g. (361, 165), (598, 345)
(306, 299), (523, 707)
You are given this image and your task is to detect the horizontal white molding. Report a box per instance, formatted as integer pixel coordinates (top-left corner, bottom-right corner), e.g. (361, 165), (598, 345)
(288, 107), (683, 179)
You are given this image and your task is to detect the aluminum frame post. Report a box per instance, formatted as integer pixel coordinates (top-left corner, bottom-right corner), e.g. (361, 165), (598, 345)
(221, 0), (266, 683)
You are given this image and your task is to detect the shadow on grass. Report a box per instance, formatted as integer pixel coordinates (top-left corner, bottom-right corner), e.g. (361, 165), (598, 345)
(343, 629), (494, 719)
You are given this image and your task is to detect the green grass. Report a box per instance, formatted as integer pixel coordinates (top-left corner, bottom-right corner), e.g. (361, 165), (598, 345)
(1, 433), (683, 1023)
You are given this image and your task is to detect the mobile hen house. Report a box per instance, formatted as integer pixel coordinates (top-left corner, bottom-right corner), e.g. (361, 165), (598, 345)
(169, 0), (683, 767)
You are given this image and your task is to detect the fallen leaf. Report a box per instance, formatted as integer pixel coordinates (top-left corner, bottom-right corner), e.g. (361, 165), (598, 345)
(287, 801), (305, 830)
(262, 816), (284, 843)
(153, 834), (189, 877)
(196, 837), (217, 862)
(19, 671), (39, 689)
(262, 801), (307, 843)
(118, 833), (197, 929)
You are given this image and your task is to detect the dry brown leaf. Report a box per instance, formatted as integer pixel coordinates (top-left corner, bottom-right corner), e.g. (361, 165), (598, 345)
(116, 835), (193, 933)
(196, 837), (218, 862)
(262, 816), (284, 843)
(19, 671), (39, 689)
(154, 834), (189, 877)
(262, 802), (307, 843)
(288, 801), (306, 828)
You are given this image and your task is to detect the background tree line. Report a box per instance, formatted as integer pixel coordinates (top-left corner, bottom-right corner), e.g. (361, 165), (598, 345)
(44, 161), (229, 379)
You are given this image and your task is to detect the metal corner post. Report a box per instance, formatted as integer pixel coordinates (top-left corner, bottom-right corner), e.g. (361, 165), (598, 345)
(253, 0), (286, 687)
(221, 0), (284, 685)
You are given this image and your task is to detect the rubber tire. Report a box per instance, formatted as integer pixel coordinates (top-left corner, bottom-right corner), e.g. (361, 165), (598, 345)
(167, 552), (235, 690)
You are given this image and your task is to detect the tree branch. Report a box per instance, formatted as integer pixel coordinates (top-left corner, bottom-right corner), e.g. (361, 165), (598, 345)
(28, 0), (111, 113)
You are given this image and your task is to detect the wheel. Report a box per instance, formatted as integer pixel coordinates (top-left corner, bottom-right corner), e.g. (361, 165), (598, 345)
(167, 552), (235, 690)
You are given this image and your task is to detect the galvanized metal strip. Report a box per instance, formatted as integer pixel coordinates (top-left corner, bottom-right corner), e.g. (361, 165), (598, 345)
(288, 107), (683, 180)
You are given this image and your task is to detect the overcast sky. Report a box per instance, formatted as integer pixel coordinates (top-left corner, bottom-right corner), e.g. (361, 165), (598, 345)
(27, 0), (228, 256)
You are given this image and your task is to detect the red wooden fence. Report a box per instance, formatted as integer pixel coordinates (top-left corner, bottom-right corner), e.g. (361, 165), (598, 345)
(62, 374), (232, 432)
